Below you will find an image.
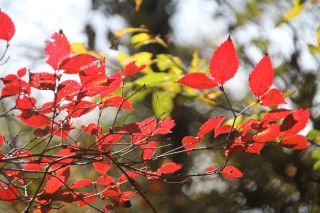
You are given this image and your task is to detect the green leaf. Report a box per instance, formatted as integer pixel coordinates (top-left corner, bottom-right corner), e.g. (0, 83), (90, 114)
(313, 160), (320, 170)
(156, 54), (182, 73)
(307, 129), (320, 141)
(311, 150), (320, 160)
(152, 91), (174, 117)
(135, 72), (180, 87)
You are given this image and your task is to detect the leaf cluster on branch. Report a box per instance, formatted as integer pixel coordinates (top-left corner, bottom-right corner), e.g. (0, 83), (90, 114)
(0, 10), (309, 213)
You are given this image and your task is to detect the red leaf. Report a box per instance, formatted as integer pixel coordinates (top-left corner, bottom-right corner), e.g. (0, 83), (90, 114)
(182, 135), (200, 151)
(0, 11), (15, 42)
(198, 116), (225, 138)
(249, 55), (274, 97)
(261, 109), (291, 122)
(45, 31), (70, 70)
(0, 135), (3, 146)
(78, 193), (97, 207)
(157, 162), (182, 174)
(16, 96), (36, 110)
(44, 177), (63, 194)
(122, 61), (146, 77)
(24, 163), (43, 171)
(206, 166), (218, 173)
(71, 179), (92, 189)
(214, 125), (232, 138)
(18, 111), (51, 128)
(0, 185), (19, 201)
(225, 137), (246, 156)
(59, 54), (100, 74)
(255, 124), (280, 143)
(118, 171), (140, 183)
(280, 134), (308, 150)
(102, 189), (120, 197)
(239, 119), (259, 136)
(53, 149), (74, 169)
(142, 141), (157, 161)
(94, 71), (122, 97)
(30, 72), (56, 90)
(221, 165), (243, 178)
(93, 162), (110, 174)
(261, 88), (286, 106)
(1, 75), (30, 98)
(17, 68), (27, 78)
(280, 108), (309, 135)
(56, 80), (81, 103)
(101, 96), (134, 111)
(152, 118), (176, 136)
(118, 191), (136, 205)
(64, 100), (96, 118)
(96, 175), (115, 185)
(209, 38), (239, 84)
(177, 73), (217, 90)
(245, 140), (266, 154)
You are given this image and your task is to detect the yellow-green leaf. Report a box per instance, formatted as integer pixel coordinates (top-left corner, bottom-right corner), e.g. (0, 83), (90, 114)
(114, 27), (148, 37)
(135, 72), (179, 87)
(313, 160), (320, 170)
(311, 150), (320, 160)
(131, 33), (151, 45)
(156, 54), (183, 74)
(152, 91), (174, 117)
(118, 52), (153, 67)
(283, 0), (304, 21)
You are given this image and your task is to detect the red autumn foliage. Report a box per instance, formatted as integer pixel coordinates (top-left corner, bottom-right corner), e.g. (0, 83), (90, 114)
(0, 11), (310, 213)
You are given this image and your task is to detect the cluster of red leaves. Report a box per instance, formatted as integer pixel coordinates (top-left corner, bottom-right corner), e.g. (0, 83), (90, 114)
(0, 11), (182, 212)
(178, 38), (309, 178)
(0, 10), (310, 212)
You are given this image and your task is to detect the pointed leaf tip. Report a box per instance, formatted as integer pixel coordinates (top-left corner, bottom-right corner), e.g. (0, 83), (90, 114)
(249, 55), (274, 97)
(210, 38), (239, 85)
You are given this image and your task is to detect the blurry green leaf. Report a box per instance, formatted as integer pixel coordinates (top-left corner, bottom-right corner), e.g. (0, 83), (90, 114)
(129, 88), (150, 104)
(308, 44), (320, 54)
(274, 63), (288, 75)
(157, 54), (183, 74)
(247, 1), (260, 17)
(236, 13), (246, 26)
(313, 160), (320, 170)
(252, 39), (269, 52)
(190, 50), (205, 72)
(307, 129), (320, 142)
(152, 91), (174, 117)
(163, 81), (181, 95)
(135, 72), (180, 87)
(311, 150), (320, 160)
